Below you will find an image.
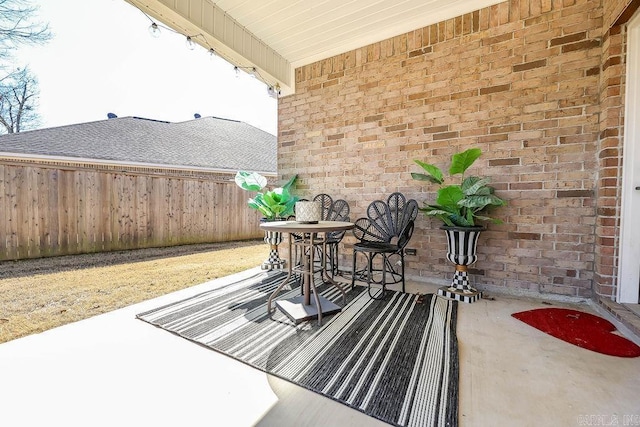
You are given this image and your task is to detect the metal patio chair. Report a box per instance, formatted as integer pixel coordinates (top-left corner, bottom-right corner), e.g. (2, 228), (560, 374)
(350, 192), (418, 299)
(291, 194), (350, 279)
(312, 194), (350, 277)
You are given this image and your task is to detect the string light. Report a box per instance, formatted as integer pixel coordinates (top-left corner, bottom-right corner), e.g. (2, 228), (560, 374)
(185, 35), (196, 50)
(267, 84), (281, 99)
(148, 22), (161, 38)
(131, 3), (282, 98)
(234, 66), (259, 79)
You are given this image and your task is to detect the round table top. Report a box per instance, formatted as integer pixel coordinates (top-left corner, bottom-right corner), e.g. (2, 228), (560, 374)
(259, 220), (354, 233)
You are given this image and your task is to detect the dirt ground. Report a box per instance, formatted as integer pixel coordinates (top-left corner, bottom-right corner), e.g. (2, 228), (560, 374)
(0, 240), (269, 344)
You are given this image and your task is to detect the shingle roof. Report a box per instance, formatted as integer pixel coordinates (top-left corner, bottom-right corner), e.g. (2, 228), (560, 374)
(0, 116), (276, 173)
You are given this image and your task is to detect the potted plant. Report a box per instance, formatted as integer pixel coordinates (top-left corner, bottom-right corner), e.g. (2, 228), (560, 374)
(411, 147), (507, 303)
(235, 171), (299, 270)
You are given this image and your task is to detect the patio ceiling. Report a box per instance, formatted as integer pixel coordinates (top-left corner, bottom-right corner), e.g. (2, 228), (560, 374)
(125, 0), (504, 95)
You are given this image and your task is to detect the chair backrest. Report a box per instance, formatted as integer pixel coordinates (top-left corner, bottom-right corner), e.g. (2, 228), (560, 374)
(313, 194), (334, 220)
(313, 194), (350, 240)
(353, 192), (418, 245)
(312, 194), (350, 221)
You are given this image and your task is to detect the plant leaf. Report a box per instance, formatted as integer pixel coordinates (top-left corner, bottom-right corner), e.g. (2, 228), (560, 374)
(282, 196), (299, 217)
(262, 191), (277, 206)
(475, 215), (504, 224)
(474, 186), (493, 196)
(235, 171), (267, 192)
(461, 176), (490, 195)
(411, 172), (442, 184)
(449, 148), (482, 176)
(247, 197), (261, 211)
(458, 194), (506, 210)
(413, 160), (444, 184)
(249, 195), (272, 218)
(412, 148), (505, 227)
(419, 207), (455, 226)
(435, 185), (464, 209)
(280, 174), (298, 191)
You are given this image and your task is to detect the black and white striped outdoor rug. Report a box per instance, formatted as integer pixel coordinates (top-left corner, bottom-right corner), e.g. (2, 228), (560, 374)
(137, 271), (459, 427)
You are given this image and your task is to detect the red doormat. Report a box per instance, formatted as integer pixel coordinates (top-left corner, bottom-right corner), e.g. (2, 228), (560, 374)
(512, 308), (640, 358)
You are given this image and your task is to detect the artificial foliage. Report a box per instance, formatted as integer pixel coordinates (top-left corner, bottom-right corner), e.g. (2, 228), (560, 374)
(411, 148), (506, 227)
(235, 171), (299, 220)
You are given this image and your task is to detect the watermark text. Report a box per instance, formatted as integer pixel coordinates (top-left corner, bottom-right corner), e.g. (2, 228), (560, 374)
(577, 415), (640, 426)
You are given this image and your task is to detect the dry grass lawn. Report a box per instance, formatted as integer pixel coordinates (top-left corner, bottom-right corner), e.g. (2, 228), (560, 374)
(0, 240), (268, 344)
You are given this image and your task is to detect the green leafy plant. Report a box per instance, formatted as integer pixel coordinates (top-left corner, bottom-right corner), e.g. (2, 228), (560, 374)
(411, 148), (507, 227)
(235, 171), (299, 220)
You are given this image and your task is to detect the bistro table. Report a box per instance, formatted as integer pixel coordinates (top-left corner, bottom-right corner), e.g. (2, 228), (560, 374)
(260, 220), (355, 325)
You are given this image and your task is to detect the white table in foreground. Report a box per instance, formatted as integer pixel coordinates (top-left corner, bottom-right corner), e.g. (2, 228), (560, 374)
(260, 220), (355, 325)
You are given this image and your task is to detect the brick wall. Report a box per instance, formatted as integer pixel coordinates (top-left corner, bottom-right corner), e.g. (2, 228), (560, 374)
(596, 0), (639, 298)
(278, 0), (634, 299)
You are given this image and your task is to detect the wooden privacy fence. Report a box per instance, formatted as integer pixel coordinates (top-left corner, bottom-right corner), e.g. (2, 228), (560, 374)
(0, 159), (267, 261)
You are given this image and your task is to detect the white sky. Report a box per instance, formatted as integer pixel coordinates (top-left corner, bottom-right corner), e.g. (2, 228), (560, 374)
(15, 0), (278, 135)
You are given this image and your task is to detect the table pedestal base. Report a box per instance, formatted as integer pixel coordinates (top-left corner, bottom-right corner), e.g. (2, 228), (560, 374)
(275, 295), (341, 324)
(262, 221), (354, 326)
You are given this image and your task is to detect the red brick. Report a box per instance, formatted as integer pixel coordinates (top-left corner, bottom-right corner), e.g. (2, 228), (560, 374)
(513, 59), (547, 72)
(561, 39), (601, 53)
(432, 131), (459, 140)
(480, 84), (511, 95)
(549, 31), (586, 46)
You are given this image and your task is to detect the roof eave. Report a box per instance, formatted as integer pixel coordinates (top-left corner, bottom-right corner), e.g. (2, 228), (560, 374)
(0, 152), (277, 176)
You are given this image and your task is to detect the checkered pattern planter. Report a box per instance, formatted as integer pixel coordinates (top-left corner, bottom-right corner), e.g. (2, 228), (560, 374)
(437, 226), (484, 303)
(262, 230), (286, 270)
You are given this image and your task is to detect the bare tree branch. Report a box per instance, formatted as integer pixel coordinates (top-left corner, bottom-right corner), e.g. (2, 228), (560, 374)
(0, 0), (51, 54)
(0, 67), (40, 133)
(0, 0), (50, 133)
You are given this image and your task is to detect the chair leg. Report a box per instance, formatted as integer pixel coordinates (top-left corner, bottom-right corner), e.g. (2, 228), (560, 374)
(368, 253), (385, 300)
(324, 244), (333, 278)
(367, 253), (373, 297)
(294, 243), (303, 284)
(351, 250), (357, 290)
(329, 244), (336, 278)
(313, 244), (323, 281)
(298, 244), (306, 295)
(381, 254), (387, 297)
(400, 252), (406, 293)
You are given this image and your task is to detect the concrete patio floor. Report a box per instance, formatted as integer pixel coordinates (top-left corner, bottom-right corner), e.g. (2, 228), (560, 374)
(0, 267), (639, 427)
